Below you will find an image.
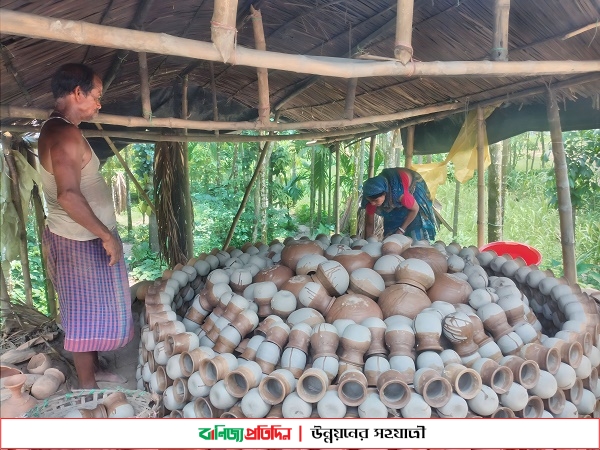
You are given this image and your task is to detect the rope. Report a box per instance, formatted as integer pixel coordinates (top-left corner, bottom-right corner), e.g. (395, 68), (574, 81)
(211, 20), (238, 65)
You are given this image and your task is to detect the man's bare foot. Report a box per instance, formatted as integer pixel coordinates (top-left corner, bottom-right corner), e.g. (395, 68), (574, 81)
(95, 369), (127, 384)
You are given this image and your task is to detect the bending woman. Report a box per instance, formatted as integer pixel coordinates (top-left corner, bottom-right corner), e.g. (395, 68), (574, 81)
(362, 167), (437, 240)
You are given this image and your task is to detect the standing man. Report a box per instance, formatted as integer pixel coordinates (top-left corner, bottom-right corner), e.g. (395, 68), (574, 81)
(38, 63), (133, 388)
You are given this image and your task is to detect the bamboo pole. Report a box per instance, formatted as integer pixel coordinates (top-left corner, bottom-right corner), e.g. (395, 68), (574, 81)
(546, 88), (577, 284)
(334, 143), (341, 234)
(138, 52), (152, 120)
(209, 62), (220, 136)
(181, 75), (193, 258)
(2, 10), (599, 79)
(405, 125), (414, 169)
(476, 106), (486, 248)
(0, 102), (460, 132)
(394, 0), (414, 65)
(452, 180), (460, 239)
(344, 78), (358, 119)
(488, 142), (502, 242)
(491, 0), (511, 61)
(368, 135), (376, 178)
(211, 0), (239, 63)
(1, 133), (33, 306)
(251, 6), (270, 126)
(94, 124), (156, 213)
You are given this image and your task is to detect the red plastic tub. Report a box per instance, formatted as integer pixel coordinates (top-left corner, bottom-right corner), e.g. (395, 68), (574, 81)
(479, 241), (542, 266)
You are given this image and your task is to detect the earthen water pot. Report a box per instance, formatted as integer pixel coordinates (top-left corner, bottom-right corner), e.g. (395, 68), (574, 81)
(310, 323), (340, 359)
(298, 281), (335, 315)
(280, 275), (312, 299)
(253, 264), (294, 289)
(348, 268), (385, 300)
(264, 321), (291, 350)
(364, 355), (391, 386)
(279, 346), (308, 378)
(414, 309), (444, 352)
(413, 367), (452, 408)
(313, 260), (350, 297)
(254, 314), (283, 337)
(332, 249), (374, 274)
(498, 355), (540, 389)
(338, 323), (371, 367)
(376, 369), (411, 409)
(325, 293), (382, 324)
(324, 243), (351, 259)
(373, 254), (405, 287)
(476, 303), (514, 340)
(441, 312), (479, 359)
(224, 360), (263, 398)
(280, 240), (324, 270)
(441, 362), (482, 400)
(381, 233), (413, 255)
(296, 253), (328, 276)
(401, 246), (448, 276)
(285, 322), (312, 353)
(212, 324), (243, 354)
(395, 258), (436, 291)
(469, 357), (513, 395)
(26, 353), (52, 375)
(1, 374), (37, 418)
(164, 331), (200, 357)
(361, 317), (388, 357)
(199, 353), (239, 386)
(286, 307), (325, 329)
(519, 343), (561, 374)
(179, 346), (215, 377)
(427, 273), (473, 304)
(259, 368), (298, 405)
(337, 368), (368, 407)
(31, 368), (65, 400)
(385, 322), (415, 358)
(222, 294), (250, 322)
(377, 283), (431, 320)
(230, 308), (259, 337)
(252, 281), (278, 317)
(270, 290), (297, 319)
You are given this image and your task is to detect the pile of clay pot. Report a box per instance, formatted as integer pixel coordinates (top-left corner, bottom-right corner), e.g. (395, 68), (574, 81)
(135, 233), (600, 419)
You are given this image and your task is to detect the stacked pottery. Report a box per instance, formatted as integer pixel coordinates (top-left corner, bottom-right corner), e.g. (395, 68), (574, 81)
(136, 235), (600, 419)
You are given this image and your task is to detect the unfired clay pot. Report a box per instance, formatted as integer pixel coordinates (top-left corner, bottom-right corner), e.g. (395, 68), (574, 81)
(377, 283), (431, 320)
(401, 246), (448, 276)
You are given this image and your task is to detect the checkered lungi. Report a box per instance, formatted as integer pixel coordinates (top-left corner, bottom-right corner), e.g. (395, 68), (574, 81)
(43, 227), (134, 352)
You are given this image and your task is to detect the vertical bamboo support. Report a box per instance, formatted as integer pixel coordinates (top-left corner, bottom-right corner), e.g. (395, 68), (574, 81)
(209, 62), (220, 136)
(394, 0), (415, 65)
(251, 6), (270, 126)
(488, 142), (503, 242)
(1, 134), (33, 306)
(546, 89), (577, 284)
(501, 138), (510, 229)
(344, 78), (358, 119)
(476, 106), (486, 247)
(181, 75), (193, 258)
(211, 0), (239, 63)
(0, 261), (10, 318)
(491, 0), (511, 61)
(405, 125), (414, 169)
(26, 149), (57, 317)
(368, 135), (377, 178)
(138, 52), (152, 120)
(452, 180), (460, 239)
(334, 143), (341, 234)
(310, 145), (316, 235)
(328, 150), (332, 224)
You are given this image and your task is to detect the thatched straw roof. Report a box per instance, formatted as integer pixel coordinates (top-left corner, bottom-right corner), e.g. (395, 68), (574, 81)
(1, 0), (599, 154)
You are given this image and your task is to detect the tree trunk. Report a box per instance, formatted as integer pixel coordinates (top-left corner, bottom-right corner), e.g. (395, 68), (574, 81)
(525, 131), (530, 174)
(488, 142), (503, 242)
(540, 132), (547, 168)
(125, 147), (133, 236)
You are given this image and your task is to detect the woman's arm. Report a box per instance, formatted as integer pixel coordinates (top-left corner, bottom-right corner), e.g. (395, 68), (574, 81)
(364, 210), (375, 238)
(398, 202), (420, 234)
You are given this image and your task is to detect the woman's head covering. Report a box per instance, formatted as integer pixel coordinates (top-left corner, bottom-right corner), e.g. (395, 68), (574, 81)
(363, 175), (388, 198)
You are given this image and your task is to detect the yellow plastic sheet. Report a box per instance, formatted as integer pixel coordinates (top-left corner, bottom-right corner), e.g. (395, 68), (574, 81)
(412, 106), (496, 199)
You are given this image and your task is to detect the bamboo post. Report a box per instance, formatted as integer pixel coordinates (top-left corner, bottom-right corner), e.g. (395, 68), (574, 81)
(25, 149), (57, 317)
(491, 0), (511, 61)
(488, 142), (502, 242)
(452, 180), (460, 239)
(251, 6), (270, 126)
(368, 135), (376, 178)
(394, 0), (415, 65)
(138, 52), (152, 120)
(1, 133), (33, 306)
(501, 138), (510, 229)
(344, 78), (358, 119)
(181, 75), (193, 258)
(0, 261), (10, 320)
(334, 143), (341, 234)
(476, 106), (486, 247)
(546, 88), (577, 284)
(94, 124), (156, 213)
(405, 125), (414, 169)
(211, 0), (239, 63)
(310, 145), (316, 234)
